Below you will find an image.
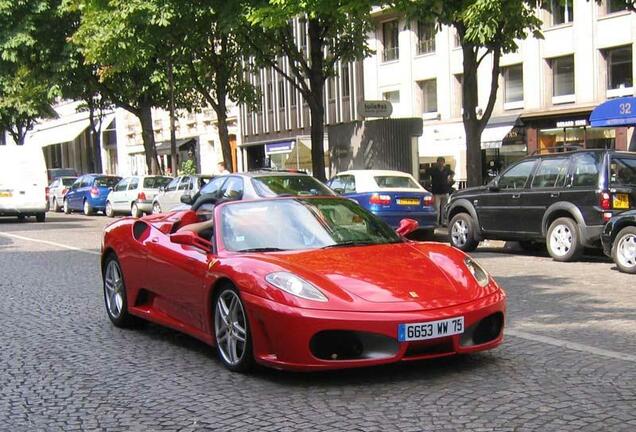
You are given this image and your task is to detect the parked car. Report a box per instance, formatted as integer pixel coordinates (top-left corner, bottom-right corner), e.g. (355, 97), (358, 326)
(327, 170), (436, 237)
(444, 149), (636, 262)
(47, 168), (79, 183)
(64, 174), (122, 216)
(47, 176), (77, 212)
(101, 196), (505, 372)
(601, 210), (636, 274)
(151, 175), (213, 214)
(0, 145), (48, 222)
(106, 175), (172, 218)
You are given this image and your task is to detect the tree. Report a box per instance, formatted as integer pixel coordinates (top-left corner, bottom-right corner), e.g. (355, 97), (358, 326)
(395, 0), (542, 186)
(246, 0), (375, 181)
(67, 0), (178, 174)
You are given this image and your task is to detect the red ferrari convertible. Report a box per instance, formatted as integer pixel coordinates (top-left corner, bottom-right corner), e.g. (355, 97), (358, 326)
(101, 196), (505, 372)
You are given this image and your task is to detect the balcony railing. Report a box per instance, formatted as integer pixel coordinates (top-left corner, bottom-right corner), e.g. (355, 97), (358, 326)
(417, 39), (435, 55)
(382, 46), (399, 62)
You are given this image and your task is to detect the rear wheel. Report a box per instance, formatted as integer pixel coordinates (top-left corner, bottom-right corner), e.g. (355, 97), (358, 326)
(547, 217), (582, 262)
(152, 202), (162, 214)
(35, 213), (45, 223)
(213, 285), (253, 372)
(449, 213), (478, 252)
(612, 226), (636, 274)
(105, 201), (115, 218)
(131, 202), (142, 218)
(102, 255), (137, 327)
(83, 200), (93, 216)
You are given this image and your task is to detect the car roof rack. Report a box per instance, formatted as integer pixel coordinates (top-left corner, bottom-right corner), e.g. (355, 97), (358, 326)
(530, 144), (584, 156)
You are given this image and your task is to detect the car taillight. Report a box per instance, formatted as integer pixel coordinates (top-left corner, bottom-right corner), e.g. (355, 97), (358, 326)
(90, 186), (100, 197)
(61, 188), (68, 196)
(369, 193), (391, 205)
(45, 186), (50, 198)
(137, 191), (146, 201)
(600, 192), (611, 210)
(423, 195), (433, 206)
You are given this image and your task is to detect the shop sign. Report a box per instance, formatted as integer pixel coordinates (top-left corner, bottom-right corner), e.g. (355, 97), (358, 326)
(358, 100), (393, 118)
(556, 119), (588, 128)
(265, 140), (294, 154)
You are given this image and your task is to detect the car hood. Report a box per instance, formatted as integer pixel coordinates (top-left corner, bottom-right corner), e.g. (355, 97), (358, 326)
(253, 242), (491, 311)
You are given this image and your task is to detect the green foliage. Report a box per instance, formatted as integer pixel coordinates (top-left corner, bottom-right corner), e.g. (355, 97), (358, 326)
(178, 159), (196, 176)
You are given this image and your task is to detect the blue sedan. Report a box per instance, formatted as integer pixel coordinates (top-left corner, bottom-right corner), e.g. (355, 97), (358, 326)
(64, 174), (121, 215)
(328, 170), (436, 237)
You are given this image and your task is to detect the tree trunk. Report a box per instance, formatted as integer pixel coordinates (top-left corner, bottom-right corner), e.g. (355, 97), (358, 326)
(216, 95), (233, 172)
(138, 103), (161, 174)
(88, 104), (103, 173)
(461, 44), (484, 187)
(307, 18), (327, 182)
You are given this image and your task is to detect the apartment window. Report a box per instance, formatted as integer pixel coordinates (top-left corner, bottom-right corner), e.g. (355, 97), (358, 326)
(382, 20), (399, 62)
(298, 20), (307, 52)
(454, 74), (463, 115)
(327, 77), (336, 101)
(550, 0), (573, 25)
(341, 64), (350, 98)
(551, 56), (575, 97)
(607, 0), (629, 14)
(416, 20), (435, 55)
(453, 30), (461, 48)
(278, 80), (285, 109)
(607, 46), (633, 90)
(383, 90), (400, 104)
(504, 64), (524, 104)
(418, 80), (437, 113)
(266, 82), (273, 112)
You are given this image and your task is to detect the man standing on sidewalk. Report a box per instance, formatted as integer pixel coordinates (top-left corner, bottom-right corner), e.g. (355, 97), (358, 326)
(429, 157), (454, 225)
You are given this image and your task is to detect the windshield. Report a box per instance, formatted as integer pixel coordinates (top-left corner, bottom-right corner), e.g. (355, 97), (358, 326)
(252, 175), (334, 197)
(95, 176), (121, 188)
(143, 176), (173, 189)
(220, 198), (401, 252)
(610, 156), (636, 187)
(373, 175), (421, 189)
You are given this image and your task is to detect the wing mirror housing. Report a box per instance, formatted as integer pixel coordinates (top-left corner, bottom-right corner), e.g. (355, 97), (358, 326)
(169, 231), (212, 251)
(159, 186), (165, 192)
(180, 193), (193, 205)
(396, 218), (419, 237)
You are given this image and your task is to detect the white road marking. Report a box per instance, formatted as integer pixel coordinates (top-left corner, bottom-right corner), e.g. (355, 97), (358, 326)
(0, 232), (101, 256)
(506, 329), (636, 364)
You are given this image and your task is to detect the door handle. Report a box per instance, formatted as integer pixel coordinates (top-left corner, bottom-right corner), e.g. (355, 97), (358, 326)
(512, 194), (521, 199)
(550, 192), (560, 198)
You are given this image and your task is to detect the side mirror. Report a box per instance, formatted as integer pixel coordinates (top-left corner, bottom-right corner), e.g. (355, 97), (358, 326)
(180, 193), (193, 205)
(159, 186), (165, 192)
(396, 218), (419, 237)
(333, 187), (345, 195)
(169, 231), (212, 251)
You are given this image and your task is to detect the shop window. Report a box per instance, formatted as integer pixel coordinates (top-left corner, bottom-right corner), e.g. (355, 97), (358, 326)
(551, 55), (575, 100)
(550, 0), (573, 25)
(383, 90), (400, 104)
(416, 20), (436, 55)
(498, 160), (536, 189)
(607, 0), (629, 14)
(503, 64), (523, 106)
(531, 158), (569, 188)
(418, 79), (437, 114)
(382, 20), (399, 62)
(606, 46), (633, 93)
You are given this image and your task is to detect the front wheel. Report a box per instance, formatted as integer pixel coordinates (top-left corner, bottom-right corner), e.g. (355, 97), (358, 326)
(547, 217), (582, 262)
(449, 213), (478, 252)
(52, 198), (61, 212)
(612, 226), (636, 274)
(105, 201), (115, 218)
(131, 202), (142, 218)
(63, 199), (70, 214)
(83, 200), (93, 216)
(103, 255), (137, 327)
(214, 286), (254, 372)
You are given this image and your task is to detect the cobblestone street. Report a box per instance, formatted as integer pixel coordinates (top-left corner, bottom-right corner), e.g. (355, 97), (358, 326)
(1, 214), (635, 431)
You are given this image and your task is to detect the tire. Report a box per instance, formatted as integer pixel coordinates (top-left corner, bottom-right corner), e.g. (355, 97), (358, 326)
(611, 226), (636, 274)
(547, 217), (583, 262)
(52, 198), (61, 212)
(152, 202), (162, 215)
(131, 202), (141, 218)
(213, 285), (254, 372)
(83, 200), (93, 216)
(35, 213), (45, 223)
(102, 254), (137, 327)
(105, 201), (115, 218)
(449, 213), (478, 252)
(63, 199), (71, 214)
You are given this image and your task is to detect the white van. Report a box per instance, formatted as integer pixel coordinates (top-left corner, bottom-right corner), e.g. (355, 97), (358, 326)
(0, 145), (48, 222)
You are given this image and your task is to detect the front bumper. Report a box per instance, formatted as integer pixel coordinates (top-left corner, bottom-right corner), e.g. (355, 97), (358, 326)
(242, 290), (506, 371)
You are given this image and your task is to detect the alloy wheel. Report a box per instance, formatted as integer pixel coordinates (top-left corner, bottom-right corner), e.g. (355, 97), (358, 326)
(153, 203), (161, 214)
(616, 233), (636, 270)
(549, 224), (572, 257)
(104, 260), (124, 319)
(451, 219), (468, 247)
(214, 290), (248, 367)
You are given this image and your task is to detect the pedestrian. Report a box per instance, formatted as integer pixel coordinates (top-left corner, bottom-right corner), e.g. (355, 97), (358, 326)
(217, 161), (230, 175)
(429, 157), (454, 225)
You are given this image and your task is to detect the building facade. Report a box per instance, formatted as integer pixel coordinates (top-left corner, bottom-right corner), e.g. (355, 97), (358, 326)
(365, 1), (636, 184)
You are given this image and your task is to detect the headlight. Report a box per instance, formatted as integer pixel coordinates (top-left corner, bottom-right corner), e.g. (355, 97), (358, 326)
(265, 272), (328, 302)
(464, 257), (490, 287)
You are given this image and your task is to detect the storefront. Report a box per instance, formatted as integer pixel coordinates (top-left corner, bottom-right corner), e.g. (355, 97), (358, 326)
(240, 137), (324, 176)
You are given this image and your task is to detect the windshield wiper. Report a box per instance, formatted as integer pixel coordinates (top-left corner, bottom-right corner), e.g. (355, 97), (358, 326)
(322, 241), (377, 249)
(236, 247), (288, 253)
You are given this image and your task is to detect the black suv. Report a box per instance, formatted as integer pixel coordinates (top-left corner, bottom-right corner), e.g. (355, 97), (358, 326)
(444, 149), (636, 262)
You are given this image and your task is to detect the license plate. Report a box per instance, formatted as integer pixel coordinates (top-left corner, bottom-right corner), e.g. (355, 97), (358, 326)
(613, 193), (629, 209)
(397, 198), (420, 206)
(0, 191), (12, 198)
(398, 316), (464, 342)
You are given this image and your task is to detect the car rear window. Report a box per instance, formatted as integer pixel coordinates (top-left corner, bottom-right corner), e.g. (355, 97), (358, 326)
(253, 175), (334, 197)
(373, 175), (420, 189)
(143, 176), (173, 189)
(571, 153), (601, 187)
(610, 156), (636, 187)
(95, 176), (121, 188)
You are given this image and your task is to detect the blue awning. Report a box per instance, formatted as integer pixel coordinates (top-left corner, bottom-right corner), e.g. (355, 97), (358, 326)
(590, 96), (636, 127)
